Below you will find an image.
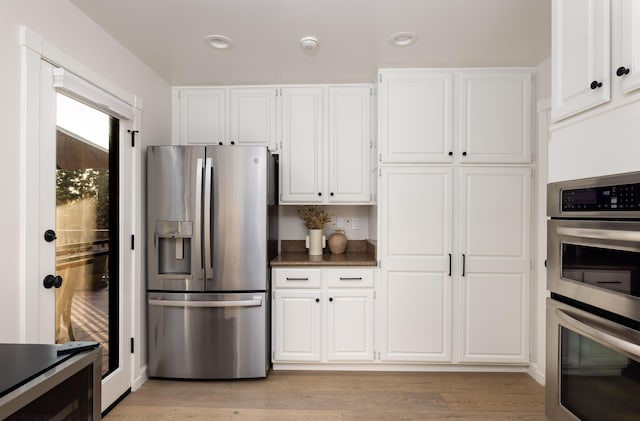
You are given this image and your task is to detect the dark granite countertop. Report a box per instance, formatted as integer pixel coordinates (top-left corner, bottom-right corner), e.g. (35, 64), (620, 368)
(271, 239), (377, 267)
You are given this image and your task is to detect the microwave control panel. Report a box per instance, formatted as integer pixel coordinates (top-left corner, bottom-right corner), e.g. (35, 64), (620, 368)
(562, 183), (640, 211)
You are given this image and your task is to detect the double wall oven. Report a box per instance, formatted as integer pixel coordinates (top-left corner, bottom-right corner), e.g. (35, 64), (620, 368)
(547, 172), (640, 420)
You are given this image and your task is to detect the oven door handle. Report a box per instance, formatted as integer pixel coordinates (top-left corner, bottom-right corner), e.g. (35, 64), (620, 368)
(555, 308), (640, 360)
(557, 226), (640, 242)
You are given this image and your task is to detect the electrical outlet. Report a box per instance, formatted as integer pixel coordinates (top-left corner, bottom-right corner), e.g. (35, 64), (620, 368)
(352, 217), (359, 230)
(336, 217), (345, 229)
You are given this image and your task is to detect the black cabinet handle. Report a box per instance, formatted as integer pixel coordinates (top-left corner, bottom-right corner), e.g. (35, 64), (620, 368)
(218, 141), (223, 145)
(286, 277), (309, 281)
(616, 66), (630, 77)
(462, 151), (467, 156)
(329, 297), (333, 302)
(230, 141), (235, 145)
(462, 254), (466, 277)
(448, 151), (453, 156)
(330, 192), (334, 196)
(315, 298), (320, 303)
(448, 254), (452, 276)
(590, 80), (603, 89)
(318, 192), (322, 196)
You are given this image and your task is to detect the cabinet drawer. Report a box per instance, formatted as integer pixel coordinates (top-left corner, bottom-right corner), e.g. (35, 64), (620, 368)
(325, 268), (373, 288)
(274, 269), (322, 288)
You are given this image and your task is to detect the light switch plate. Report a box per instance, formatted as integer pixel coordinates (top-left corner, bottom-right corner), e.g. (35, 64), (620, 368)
(352, 217), (359, 230)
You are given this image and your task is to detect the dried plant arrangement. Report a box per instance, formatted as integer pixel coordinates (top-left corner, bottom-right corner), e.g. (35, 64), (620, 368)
(297, 205), (331, 230)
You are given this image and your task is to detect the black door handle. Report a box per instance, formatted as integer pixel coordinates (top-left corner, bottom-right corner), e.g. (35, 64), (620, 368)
(590, 80), (603, 89)
(448, 253), (452, 276)
(616, 66), (630, 77)
(44, 229), (57, 242)
(43, 274), (63, 289)
(462, 254), (466, 277)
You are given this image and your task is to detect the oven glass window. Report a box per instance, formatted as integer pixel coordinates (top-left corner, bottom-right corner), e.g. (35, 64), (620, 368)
(561, 327), (640, 420)
(562, 244), (640, 297)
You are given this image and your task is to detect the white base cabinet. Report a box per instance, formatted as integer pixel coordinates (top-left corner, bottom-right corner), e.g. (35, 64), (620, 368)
(272, 267), (375, 363)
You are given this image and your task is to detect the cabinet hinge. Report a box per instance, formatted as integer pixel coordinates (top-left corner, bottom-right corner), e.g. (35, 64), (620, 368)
(130, 337), (134, 354)
(378, 168), (382, 177)
(378, 260), (381, 268)
(378, 153), (382, 163)
(272, 290), (276, 298)
(379, 74), (382, 83)
(370, 87), (373, 96)
(373, 290), (377, 299)
(130, 235), (135, 250)
(272, 351), (276, 361)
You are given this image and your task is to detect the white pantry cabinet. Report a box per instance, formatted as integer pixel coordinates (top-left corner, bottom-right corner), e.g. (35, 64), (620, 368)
(551, 0), (640, 122)
(378, 166), (531, 364)
(378, 68), (532, 164)
(272, 267), (375, 363)
(173, 86), (278, 149)
(280, 86), (372, 204)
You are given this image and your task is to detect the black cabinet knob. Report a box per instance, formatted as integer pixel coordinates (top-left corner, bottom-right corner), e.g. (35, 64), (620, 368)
(43, 274), (63, 289)
(318, 192), (322, 196)
(230, 141), (235, 145)
(448, 151), (453, 156)
(315, 298), (320, 303)
(218, 141), (223, 145)
(329, 297), (333, 302)
(330, 192), (334, 196)
(462, 151), (467, 156)
(590, 80), (603, 89)
(44, 229), (57, 242)
(616, 66), (630, 77)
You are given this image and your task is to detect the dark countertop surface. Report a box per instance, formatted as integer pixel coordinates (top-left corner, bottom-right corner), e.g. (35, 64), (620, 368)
(0, 344), (72, 399)
(271, 239), (377, 267)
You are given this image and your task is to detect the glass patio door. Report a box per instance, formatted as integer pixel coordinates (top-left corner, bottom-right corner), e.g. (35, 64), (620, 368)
(54, 93), (119, 377)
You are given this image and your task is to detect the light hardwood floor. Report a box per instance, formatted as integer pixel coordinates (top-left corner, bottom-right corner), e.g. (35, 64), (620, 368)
(105, 371), (546, 420)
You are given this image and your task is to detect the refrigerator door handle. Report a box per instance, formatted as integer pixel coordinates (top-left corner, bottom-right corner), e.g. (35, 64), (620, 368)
(195, 158), (204, 280)
(204, 157), (213, 280)
(148, 297), (263, 308)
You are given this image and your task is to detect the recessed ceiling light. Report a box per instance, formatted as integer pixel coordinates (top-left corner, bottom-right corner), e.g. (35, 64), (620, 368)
(390, 32), (416, 47)
(300, 36), (319, 52)
(204, 34), (233, 50)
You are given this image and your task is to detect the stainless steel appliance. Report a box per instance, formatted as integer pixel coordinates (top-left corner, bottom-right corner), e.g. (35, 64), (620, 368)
(546, 172), (640, 420)
(146, 145), (277, 379)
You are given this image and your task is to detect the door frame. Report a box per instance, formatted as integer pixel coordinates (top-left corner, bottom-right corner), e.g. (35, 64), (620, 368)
(20, 26), (142, 410)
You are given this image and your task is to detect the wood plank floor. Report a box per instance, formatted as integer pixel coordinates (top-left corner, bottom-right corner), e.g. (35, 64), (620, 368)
(105, 371), (546, 420)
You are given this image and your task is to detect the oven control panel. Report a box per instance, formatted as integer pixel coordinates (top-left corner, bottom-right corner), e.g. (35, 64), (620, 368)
(562, 183), (640, 211)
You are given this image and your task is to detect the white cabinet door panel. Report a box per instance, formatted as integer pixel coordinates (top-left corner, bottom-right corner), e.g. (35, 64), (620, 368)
(230, 88), (277, 147)
(551, 0), (610, 121)
(379, 71), (453, 163)
(381, 271), (452, 362)
(379, 167), (453, 272)
(179, 88), (226, 144)
(619, 0), (640, 94)
(273, 290), (322, 361)
(281, 88), (323, 203)
(327, 290), (374, 361)
(459, 273), (529, 363)
(459, 167), (531, 274)
(328, 86), (371, 202)
(458, 72), (532, 163)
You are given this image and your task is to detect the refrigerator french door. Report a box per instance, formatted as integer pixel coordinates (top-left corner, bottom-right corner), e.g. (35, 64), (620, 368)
(146, 145), (277, 379)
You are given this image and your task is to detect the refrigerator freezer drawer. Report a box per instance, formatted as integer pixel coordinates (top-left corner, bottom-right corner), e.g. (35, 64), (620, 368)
(148, 292), (269, 379)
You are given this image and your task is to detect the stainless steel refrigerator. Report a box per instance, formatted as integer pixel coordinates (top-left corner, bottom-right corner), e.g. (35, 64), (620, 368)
(146, 145), (278, 379)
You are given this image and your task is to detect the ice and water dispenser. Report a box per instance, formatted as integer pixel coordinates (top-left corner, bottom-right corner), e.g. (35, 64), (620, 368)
(155, 221), (192, 276)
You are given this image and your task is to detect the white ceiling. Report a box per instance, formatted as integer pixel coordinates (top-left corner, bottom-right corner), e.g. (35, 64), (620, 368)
(70, 0), (551, 86)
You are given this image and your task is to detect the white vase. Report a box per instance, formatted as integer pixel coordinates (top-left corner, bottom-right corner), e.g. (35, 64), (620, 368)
(305, 229), (326, 256)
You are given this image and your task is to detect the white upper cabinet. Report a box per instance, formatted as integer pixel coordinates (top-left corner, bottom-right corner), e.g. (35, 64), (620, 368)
(177, 88), (227, 145)
(173, 86), (277, 149)
(280, 87), (324, 203)
(229, 87), (277, 147)
(379, 70), (453, 163)
(616, 0), (640, 94)
(280, 85), (373, 204)
(378, 68), (532, 164)
(327, 86), (372, 203)
(458, 71), (532, 164)
(552, 0), (640, 122)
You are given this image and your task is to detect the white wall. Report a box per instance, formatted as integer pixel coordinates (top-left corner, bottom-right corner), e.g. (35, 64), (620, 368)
(0, 0), (171, 387)
(279, 205), (372, 244)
